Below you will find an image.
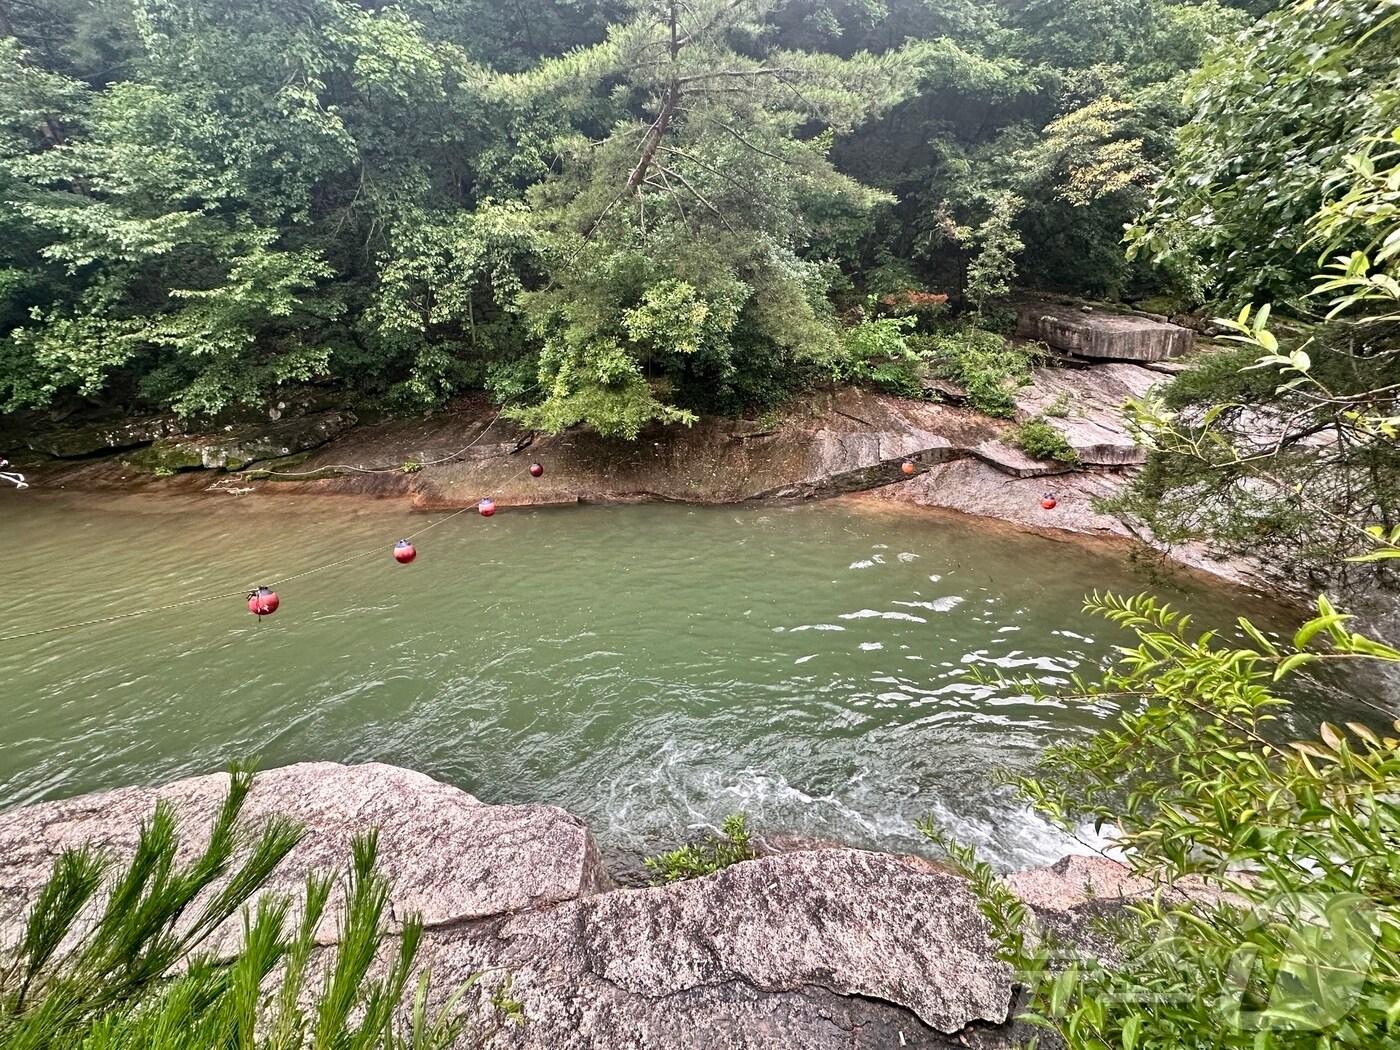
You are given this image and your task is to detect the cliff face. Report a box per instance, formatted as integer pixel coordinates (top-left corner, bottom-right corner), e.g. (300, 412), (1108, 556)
(0, 762), (1141, 1049)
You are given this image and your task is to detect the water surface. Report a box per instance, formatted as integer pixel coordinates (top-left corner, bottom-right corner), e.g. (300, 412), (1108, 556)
(0, 493), (1364, 869)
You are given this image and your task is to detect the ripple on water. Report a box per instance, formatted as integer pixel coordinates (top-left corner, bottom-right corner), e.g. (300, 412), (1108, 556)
(0, 497), (1368, 870)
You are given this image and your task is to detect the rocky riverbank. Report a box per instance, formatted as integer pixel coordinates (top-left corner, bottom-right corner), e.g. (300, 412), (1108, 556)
(3, 304), (1285, 597)
(0, 761), (1166, 1049)
(7, 378), (1277, 598)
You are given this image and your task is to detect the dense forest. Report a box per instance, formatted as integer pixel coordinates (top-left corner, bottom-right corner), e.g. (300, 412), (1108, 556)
(1, 0), (1268, 434)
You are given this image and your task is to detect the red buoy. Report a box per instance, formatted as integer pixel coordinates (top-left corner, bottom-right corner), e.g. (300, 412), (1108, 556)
(479, 498), (496, 517)
(529, 462), (544, 478)
(1041, 493), (1058, 511)
(393, 539), (416, 564)
(901, 460), (916, 476)
(247, 586), (279, 617)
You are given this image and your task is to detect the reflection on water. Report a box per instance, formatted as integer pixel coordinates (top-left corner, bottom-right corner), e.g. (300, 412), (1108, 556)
(0, 493), (1366, 869)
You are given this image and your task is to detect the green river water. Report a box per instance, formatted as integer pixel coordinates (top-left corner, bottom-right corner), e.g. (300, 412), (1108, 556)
(0, 492), (1372, 871)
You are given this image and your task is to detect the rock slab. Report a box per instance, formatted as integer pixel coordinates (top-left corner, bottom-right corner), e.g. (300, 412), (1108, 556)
(127, 411), (356, 472)
(1018, 303), (1193, 362)
(0, 762), (611, 952)
(0, 763), (1016, 1049)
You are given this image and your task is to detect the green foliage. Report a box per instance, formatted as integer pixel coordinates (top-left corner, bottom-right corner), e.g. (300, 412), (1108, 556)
(834, 0), (1248, 305)
(912, 328), (1039, 418)
(0, 0), (1249, 429)
(930, 590), (1400, 1048)
(500, 0), (933, 434)
(0, 762), (474, 1048)
(643, 814), (755, 884)
(1011, 416), (1080, 464)
(1113, 3), (1400, 582)
(962, 191), (1026, 316)
(836, 314), (924, 397)
(1128, 0), (1400, 304)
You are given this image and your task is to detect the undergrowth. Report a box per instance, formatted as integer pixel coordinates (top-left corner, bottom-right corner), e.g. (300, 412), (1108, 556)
(1013, 416), (1080, 463)
(644, 814), (755, 883)
(911, 328), (1041, 417)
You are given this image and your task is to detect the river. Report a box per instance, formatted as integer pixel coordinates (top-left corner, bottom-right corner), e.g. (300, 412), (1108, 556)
(0, 492), (1369, 871)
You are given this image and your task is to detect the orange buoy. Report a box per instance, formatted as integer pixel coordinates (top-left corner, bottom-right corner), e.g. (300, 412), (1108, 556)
(247, 586), (279, 618)
(901, 460), (916, 476)
(393, 539), (416, 564)
(1041, 493), (1058, 511)
(479, 498), (496, 517)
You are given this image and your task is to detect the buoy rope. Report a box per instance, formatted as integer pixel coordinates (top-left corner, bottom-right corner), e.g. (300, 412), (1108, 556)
(0, 588), (257, 642)
(0, 446), (542, 644)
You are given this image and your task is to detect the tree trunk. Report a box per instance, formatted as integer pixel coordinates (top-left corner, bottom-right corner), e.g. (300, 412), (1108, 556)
(625, 0), (679, 195)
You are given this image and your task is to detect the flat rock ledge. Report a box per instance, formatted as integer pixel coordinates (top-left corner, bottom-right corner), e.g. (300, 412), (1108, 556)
(1016, 301), (1194, 362)
(0, 762), (1142, 1049)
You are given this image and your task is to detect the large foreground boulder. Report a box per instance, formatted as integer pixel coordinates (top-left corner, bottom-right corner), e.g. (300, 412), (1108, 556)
(422, 848), (1017, 1049)
(0, 762), (611, 952)
(0, 762), (1019, 1049)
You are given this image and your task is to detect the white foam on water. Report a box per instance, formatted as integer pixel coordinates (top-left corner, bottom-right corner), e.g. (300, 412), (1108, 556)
(848, 556), (886, 569)
(840, 609), (928, 623)
(893, 597), (964, 613)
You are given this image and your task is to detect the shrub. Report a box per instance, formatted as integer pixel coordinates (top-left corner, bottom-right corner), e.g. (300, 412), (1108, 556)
(877, 290), (951, 321)
(0, 764), (479, 1048)
(1012, 416), (1079, 463)
(927, 591), (1400, 1049)
(644, 814), (755, 883)
(911, 328), (1039, 418)
(836, 315), (925, 397)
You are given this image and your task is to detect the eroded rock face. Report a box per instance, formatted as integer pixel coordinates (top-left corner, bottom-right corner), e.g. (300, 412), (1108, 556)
(15, 351), (1283, 595)
(1013, 362), (1163, 468)
(125, 411), (356, 473)
(26, 417), (182, 458)
(0, 763), (1018, 1049)
(0, 762), (611, 953)
(1017, 303), (1193, 362)
(415, 849), (1014, 1049)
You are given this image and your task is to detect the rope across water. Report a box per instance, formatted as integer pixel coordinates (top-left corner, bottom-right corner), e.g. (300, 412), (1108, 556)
(0, 414), (540, 644)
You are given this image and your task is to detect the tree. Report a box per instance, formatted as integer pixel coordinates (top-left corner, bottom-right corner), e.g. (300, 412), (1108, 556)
(0, 0), (1289, 432)
(831, 0), (1249, 304)
(1111, 0), (1400, 588)
(1127, 0), (1400, 306)
(493, 0), (934, 436)
(0, 0), (499, 417)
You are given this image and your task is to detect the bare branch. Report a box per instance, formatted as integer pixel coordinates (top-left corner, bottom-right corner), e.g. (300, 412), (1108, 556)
(657, 144), (764, 204)
(654, 167), (698, 239)
(655, 163), (736, 232)
(676, 66), (803, 85)
(712, 120), (793, 165)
